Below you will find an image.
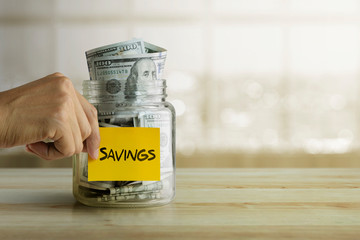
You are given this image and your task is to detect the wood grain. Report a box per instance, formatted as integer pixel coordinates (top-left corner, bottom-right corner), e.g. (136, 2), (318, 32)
(0, 168), (359, 239)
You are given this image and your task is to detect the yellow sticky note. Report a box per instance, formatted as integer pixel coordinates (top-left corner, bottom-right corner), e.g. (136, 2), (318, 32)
(88, 127), (160, 181)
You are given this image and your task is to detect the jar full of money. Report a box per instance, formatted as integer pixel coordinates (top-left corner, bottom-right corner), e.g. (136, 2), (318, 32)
(73, 79), (176, 207)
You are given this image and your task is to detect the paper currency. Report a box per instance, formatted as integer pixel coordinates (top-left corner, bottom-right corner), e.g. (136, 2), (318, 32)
(86, 39), (146, 80)
(139, 111), (174, 170)
(78, 40), (173, 204)
(109, 181), (163, 195)
(90, 53), (167, 82)
(97, 187), (163, 202)
(98, 112), (140, 127)
(86, 39), (166, 82)
(84, 40), (167, 109)
(79, 155), (115, 189)
(86, 39), (145, 58)
(99, 122), (119, 128)
(82, 79), (126, 102)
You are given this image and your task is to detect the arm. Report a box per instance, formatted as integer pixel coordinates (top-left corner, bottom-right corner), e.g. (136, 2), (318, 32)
(0, 72), (100, 160)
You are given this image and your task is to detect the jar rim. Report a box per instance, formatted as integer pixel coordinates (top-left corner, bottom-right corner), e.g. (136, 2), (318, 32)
(83, 79), (166, 85)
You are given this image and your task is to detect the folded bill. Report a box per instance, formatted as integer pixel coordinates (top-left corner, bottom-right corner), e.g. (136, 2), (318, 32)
(86, 38), (146, 80)
(86, 39), (167, 81)
(90, 51), (167, 81)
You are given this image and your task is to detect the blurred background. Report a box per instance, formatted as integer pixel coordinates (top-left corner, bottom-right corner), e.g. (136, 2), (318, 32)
(1, 0), (360, 168)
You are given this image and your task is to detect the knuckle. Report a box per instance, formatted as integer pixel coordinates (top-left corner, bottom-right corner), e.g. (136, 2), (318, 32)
(75, 138), (84, 154)
(89, 105), (98, 118)
(56, 93), (75, 113)
(57, 77), (74, 92)
(48, 73), (73, 93)
(53, 105), (69, 123)
(82, 125), (92, 140)
(62, 146), (76, 157)
(51, 72), (64, 77)
(60, 93), (73, 106)
(74, 145), (83, 155)
(41, 123), (57, 140)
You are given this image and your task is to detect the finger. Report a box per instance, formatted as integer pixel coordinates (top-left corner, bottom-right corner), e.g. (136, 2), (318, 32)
(57, 90), (84, 156)
(55, 80), (88, 155)
(14, 72), (67, 97)
(28, 124), (76, 160)
(26, 141), (71, 160)
(26, 142), (54, 160)
(69, 111), (85, 155)
(76, 91), (100, 159)
(69, 88), (92, 142)
(65, 94), (88, 155)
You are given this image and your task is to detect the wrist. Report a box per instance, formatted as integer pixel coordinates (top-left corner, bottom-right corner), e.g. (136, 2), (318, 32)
(0, 91), (11, 148)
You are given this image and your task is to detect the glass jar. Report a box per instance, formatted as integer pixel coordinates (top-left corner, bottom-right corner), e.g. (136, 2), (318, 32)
(73, 79), (176, 207)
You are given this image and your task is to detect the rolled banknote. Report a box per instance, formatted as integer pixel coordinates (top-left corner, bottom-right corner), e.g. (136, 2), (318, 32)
(109, 181), (163, 195)
(78, 152), (115, 189)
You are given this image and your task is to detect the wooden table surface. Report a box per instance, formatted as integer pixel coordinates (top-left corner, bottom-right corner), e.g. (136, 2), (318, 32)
(0, 168), (359, 240)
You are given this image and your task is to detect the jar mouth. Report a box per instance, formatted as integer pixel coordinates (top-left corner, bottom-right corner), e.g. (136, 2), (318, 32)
(82, 79), (167, 105)
(83, 79), (166, 92)
(83, 79), (166, 86)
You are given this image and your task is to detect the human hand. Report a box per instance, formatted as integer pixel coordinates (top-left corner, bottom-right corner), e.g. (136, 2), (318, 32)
(0, 72), (100, 160)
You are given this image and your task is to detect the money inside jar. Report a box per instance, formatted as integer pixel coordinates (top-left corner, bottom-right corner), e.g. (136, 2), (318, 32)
(72, 39), (176, 207)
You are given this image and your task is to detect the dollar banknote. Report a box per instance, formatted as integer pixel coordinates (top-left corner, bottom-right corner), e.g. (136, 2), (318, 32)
(143, 41), (167, 53)
(79, 40), (172, 203)
(86, 38), (145, 58)
(86, 40), (166, 81)
(90, 51), (167, 81)
(86, 38), (146, 80)
(85, 39), (167, 107)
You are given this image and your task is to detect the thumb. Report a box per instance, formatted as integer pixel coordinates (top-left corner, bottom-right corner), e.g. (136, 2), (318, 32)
(26, 142), (52, 160)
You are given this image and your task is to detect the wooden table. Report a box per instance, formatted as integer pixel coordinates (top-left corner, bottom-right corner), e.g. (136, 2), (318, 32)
(0, 168), (359, 239)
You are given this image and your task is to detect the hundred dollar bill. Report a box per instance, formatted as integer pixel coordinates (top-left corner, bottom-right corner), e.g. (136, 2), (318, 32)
(98, 111), (140, 127)
(86, 39), (146, 80)
(97, 193), (159, 202)
(86, 39), (145, 59)
(87, 42), (167, 80)
(144, 41), (166, 53)
(90, 51), (167, 82)
(82, 79), (126, 104)
(82, 81), (125, 106)
(139, 110), (174, 171)
(109, 181), (163, 195)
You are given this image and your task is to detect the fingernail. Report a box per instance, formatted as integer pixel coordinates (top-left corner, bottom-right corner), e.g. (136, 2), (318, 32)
(91, 148), (99, 159)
